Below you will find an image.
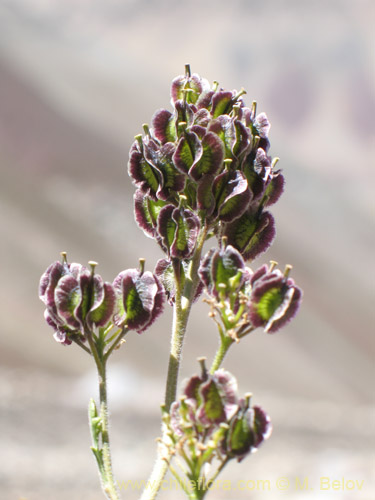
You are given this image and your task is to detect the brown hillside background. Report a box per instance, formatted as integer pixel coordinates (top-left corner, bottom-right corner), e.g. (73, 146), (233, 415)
(0, 1), (374, 499)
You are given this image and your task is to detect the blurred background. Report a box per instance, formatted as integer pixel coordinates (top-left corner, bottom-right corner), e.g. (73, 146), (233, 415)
(0, 0), (374, 499)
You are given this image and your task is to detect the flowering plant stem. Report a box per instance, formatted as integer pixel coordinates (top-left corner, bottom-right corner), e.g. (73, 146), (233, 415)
(209, 335), (234, 374)
(87, 329), (120, 500)
(141, 227), (208, 500)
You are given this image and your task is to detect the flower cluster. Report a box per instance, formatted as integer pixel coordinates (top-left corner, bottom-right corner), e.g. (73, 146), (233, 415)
(39, 254), (165, 345)
(163, 360), (271, 480)
(199, 243), (302, 337)
(129, 65), (284, 262)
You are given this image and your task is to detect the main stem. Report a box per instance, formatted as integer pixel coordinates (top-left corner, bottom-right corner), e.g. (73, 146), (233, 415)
(164, 261), (189, 409)
(140, 226), (208, 500)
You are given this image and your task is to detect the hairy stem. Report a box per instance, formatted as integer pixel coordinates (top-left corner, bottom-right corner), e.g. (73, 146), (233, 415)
(209, 336), (234, 374)
(140, 226), (208, 500)
(164, 261), (189, 409)
(98, 362), (119, 500)
(87, 331), (120, 500)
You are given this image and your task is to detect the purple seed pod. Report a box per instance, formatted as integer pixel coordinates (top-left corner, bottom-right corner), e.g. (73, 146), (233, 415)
(39, 257), (116, 344)
(143, 139), (186, 201)
(199, 244), (246, 299)
(224, 397), (272, 462)
(263, 172), (285, 207)
(152, 108), (177, 144)
(249, 264), (302, 333)
(171, 68), (209, 105)
(133, 189), (167, 240)
(173, 129), (203, 175)
(176, 367), (238, 431)
(222, 210), (275, 261)
(212, 170), (252, 223)
(157, 204), (200, 259)
(128, 67), (290, 267)
(188, 131), (224, 183)
(167, 363), (272, 465)
(128, 139), (161, 201)
(113, 266), (165, 333)
(253, 405), (272, 448)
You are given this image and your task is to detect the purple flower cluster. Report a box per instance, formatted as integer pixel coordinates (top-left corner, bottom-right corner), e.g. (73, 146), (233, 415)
(199, 245), (302, 334)
(129, 67), (284, 262)
(39, 255), (165, 344)
(168, 366), (271, 463)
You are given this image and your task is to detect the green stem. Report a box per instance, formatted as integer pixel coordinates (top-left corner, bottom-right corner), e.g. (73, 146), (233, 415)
(164, 224), (208, 408)
(140, 226), (208, 500)
(209, 336), (234, 374)
(164, 261), (189, 409)
(87, 331), (120, 500)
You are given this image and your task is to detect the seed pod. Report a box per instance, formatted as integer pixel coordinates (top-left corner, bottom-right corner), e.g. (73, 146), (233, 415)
(39, 258), (116, 344)
(249, 264), (302, 333)
(113, 267), (165, 333)
(157, 204), (200, 259)
(222, 211), (275, 261)
(199, 244), (246, 299)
